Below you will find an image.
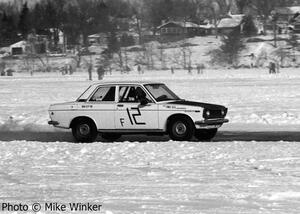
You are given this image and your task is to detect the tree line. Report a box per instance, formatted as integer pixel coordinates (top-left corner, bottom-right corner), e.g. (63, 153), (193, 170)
(0, 0), (131, 48)
(0, 0), (299, 48)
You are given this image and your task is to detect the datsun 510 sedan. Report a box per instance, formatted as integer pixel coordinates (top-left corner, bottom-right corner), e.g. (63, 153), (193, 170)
(48, 82), (229, 142)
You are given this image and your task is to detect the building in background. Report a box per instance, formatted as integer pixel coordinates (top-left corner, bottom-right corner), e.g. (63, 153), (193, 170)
(9, 41), (27, 55)
(217, 14), (245, 34)
(157, 21), (212, 39)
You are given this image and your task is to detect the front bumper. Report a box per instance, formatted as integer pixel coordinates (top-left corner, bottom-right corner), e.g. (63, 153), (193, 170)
(195, 118), (229, 129)
(48, 120), (59, 126)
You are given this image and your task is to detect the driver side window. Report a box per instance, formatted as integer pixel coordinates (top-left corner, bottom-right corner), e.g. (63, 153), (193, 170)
(119, 86), (152, 103)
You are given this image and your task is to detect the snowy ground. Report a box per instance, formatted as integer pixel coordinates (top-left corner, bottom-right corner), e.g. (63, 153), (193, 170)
(1, 140), (300, 214)
(0, 68), (300, 213)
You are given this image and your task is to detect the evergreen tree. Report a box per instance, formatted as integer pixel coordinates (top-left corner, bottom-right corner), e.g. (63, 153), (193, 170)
(107, 27), (120, 54)
(220, 30), (245, 65)
(31, 3), (47, 35)
(236, 0), (253, 14)
(42, 0), (66, 48)
(64, 4), (81, 46)
(287, 33), (299, 61)
(18, 2), (31, 39)
(94, 0), (110, 33)
(210, 30), (245, 66)
(242, 15), (257, 36)
(0, 12), (18, 46)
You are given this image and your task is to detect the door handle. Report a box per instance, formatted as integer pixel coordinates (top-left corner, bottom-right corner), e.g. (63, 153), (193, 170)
(117, 104), (124, 107)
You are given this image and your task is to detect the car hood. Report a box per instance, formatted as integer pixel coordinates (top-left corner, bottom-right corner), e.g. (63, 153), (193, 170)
(166, 100), (226, 110)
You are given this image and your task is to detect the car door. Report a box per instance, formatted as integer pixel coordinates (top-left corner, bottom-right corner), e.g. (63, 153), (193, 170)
(115, 85), (159, 130)
(87, 85), (116, 129)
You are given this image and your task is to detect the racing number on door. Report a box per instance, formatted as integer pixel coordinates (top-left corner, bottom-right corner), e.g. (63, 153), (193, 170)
(126, 107), (146, 125)
(120, 107), (146, 127)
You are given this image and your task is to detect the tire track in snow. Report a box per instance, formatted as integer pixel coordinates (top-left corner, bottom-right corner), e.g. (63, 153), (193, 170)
(0, 131), (300, 142)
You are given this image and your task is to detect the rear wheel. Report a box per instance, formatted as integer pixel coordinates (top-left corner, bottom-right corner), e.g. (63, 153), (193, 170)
(168, 117), (194, 141)
(72, 119), (98, 142)
(101, 133), (121, 141)
(195, 129), (218, 141)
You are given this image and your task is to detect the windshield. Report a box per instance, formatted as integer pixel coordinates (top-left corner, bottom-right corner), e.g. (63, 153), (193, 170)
(144, 84), (180, 102)
(77, 85), (98, 102)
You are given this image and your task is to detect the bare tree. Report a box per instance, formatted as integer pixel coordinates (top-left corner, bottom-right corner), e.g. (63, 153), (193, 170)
(116, 49), (124, 74)
(180, 43), (193, 70)
(140, 42), (155, 70)
(195, 0), (232, 38)
(158, 42), (167, 69)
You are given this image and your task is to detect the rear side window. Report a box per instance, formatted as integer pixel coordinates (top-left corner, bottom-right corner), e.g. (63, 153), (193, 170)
(90, 86), (115, 102)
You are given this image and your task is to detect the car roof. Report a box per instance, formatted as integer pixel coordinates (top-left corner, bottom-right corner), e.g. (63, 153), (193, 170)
(90, 81), (164, 86)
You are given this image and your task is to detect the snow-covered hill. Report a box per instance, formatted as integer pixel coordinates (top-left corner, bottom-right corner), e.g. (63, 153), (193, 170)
(87, 34), (300, 71)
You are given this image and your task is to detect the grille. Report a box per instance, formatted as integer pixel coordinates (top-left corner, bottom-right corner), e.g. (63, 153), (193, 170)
(203, 108), (227, 119)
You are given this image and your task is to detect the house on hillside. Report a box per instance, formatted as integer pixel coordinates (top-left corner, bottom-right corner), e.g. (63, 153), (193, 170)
(157, 21), (209, 38)
(88, 31), (140, 47)
(9, 41), (28, 55)
(275, 6), (300, 22)
(217, 14), (245, 34)
(9, 33), (49, 55)
(274, 6), (300, 33)
(198, 23), (215, 35)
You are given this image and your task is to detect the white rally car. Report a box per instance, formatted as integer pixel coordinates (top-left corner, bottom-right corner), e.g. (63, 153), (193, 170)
(48, 82), (228, 142)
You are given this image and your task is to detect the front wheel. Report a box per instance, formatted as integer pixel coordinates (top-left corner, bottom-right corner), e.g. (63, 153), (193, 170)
(194, 128), (218, 141)
(168, 118), (194, 141)
(72, 119), (98, 142)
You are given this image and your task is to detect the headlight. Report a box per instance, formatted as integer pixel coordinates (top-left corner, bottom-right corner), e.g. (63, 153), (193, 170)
(205, 110), (210, 117)
(221, 109), (225, 116)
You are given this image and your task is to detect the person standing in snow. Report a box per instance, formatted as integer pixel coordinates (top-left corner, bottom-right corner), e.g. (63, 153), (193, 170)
(137, 64), (141, 74)
(250, 53), (256, 68)
(97, 66), (105, 80)
(0, 61), (6, 76)
(269, 62), (276, 74)
(188, 65), (192, 74)
(276, 61), (280, 73)
(197, 63), (205, 74)
(88, 63), (93, 80)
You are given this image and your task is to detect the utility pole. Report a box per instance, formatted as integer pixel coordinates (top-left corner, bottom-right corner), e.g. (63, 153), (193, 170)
(135, 14), (142, 45)
(271, 10), (278, 48)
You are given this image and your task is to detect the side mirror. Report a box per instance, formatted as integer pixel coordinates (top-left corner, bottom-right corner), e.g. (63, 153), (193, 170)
(140, 98), (148, 106)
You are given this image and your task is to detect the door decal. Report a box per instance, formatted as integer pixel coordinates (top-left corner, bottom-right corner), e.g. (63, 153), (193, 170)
(123, 107), (146, 126)
(126, 108), (134, 125)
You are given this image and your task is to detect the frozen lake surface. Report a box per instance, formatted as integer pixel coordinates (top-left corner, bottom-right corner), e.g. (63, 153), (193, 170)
(1, 68), (300, 132)
(0, 69), (300, 213)
(1, 140), (300, 213)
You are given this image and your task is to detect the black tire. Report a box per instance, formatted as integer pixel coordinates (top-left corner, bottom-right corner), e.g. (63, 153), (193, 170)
(101, 133), (121, 141)
(168, 117), (194, 141)
(194, 129), (218, 141)
(72, 119), (98, 142)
